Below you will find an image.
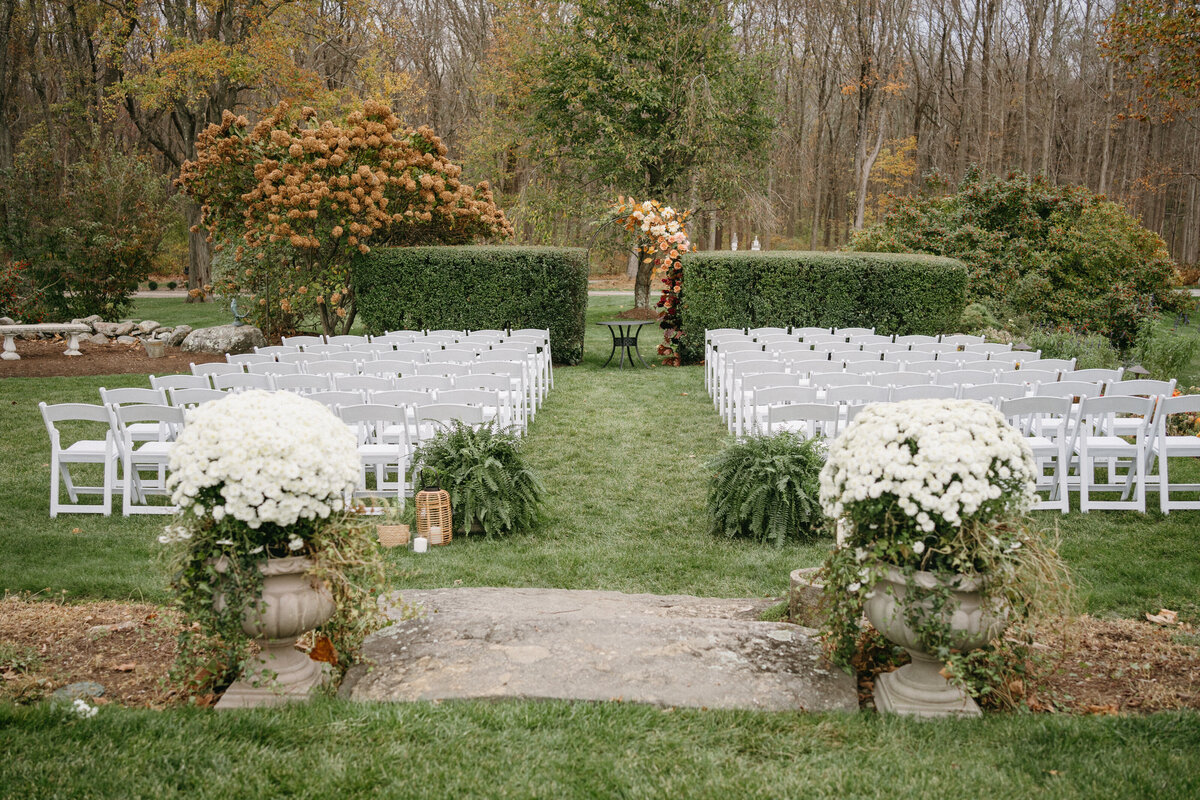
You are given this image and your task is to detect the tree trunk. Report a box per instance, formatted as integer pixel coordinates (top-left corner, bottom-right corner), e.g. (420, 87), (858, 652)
(634, 244), (653, 310)
(184, 200), (211, 303)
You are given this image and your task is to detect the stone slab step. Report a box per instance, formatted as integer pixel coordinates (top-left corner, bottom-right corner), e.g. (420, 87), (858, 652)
(340, 587), (857, 713)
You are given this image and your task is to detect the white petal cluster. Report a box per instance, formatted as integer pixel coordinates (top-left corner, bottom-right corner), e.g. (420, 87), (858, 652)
(167, 390), (358, 528)
(819, 399), (1037, 533)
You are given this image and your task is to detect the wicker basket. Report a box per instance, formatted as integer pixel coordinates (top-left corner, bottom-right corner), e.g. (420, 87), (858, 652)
(415, 488), (453, 546)
(377, 524), (410, 548)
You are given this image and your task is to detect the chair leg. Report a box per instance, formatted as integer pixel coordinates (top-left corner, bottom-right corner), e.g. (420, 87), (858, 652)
(60, 463), (79, 503)
(49, 454), (60, 518)
(103, 456), (114, 517)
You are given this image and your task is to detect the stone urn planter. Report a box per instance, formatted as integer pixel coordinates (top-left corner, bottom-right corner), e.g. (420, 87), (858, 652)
(215, 556), (335, 710)
(864, 566), (1008, 718)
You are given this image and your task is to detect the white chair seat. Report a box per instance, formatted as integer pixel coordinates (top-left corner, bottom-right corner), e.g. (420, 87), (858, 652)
(61, 440), (112, 459)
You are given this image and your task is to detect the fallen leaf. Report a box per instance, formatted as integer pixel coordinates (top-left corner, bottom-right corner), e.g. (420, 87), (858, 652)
(113, 662), (136, 672)
(1086, 704), (1120, 715)
(1146, 609), (1179, 625)
(308, 636), (338, 665)
(71, 528), (82, 534)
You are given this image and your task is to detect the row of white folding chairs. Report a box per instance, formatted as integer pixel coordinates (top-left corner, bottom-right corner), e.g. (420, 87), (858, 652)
(708, 343), (1050, 411)
(154, 370), (529, 432)
(278, 328), (551, 347)
(704, 329), (1011, 390)
(192, 353), (543, 423)
(716, 354), (1098, 432)
(271, 329), (555, 395)
(748, 383), (1192, 514)
(708, 326), (993, 345)
(40, 400), (184, 517)
(39, 396), (495, 518)
(729, 372), (1161, 437)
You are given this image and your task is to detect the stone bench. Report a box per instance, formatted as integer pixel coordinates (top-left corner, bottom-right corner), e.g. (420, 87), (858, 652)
(0, 323), (92, 360)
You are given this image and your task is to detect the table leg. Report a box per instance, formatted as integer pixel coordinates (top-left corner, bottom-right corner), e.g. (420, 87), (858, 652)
(65, 333), (83, 356)
(632, 325), (649, 367)
(1, 334), (18, 360)
(602, 329), (617, 367)
(618, 325), (627, 369)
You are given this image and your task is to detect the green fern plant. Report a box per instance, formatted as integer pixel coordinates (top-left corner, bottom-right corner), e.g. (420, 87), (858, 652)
(412, 421), (544, 537)
(706, 431), (827, 545)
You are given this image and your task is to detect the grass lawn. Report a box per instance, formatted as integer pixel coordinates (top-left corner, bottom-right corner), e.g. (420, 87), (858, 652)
(2, 293), (1199, 798)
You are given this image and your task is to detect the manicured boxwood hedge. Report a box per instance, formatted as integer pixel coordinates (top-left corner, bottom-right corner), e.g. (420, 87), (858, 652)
(353, 246), (589, 364)
(677, 251), (967, 362)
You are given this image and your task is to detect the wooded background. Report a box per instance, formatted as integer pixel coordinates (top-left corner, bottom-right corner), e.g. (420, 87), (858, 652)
(1, 0), (1197, 294)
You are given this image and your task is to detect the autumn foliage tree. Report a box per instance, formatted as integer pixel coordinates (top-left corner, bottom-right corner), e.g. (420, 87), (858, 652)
(179, 101), (512, 336)
(1102, 0), (1200, 121)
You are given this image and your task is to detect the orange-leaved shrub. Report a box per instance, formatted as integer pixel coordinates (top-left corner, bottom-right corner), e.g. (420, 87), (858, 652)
(178, 101), (512, 336)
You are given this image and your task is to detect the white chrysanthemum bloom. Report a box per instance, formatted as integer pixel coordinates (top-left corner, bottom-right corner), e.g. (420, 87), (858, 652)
(819, 399), (1036, 533)
(167, 390), (358, 529)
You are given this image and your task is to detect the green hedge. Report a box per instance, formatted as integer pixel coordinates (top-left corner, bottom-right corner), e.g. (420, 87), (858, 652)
(677, 251), (968, 362)
(353, 246), (589, 364)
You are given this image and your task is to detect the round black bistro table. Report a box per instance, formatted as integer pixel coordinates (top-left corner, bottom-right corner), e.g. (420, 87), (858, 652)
(596, 319), (657, 368)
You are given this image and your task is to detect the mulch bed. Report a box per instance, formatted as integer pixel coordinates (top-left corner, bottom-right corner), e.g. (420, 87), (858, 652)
(0, 595), (184, 708)
(854, 614), (1200, 715)
(0, 339), (223, 379)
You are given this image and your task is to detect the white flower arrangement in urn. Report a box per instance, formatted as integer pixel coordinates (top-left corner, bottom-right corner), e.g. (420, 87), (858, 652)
(162, 390), (387, 708)
(819, 399), (1070, 717)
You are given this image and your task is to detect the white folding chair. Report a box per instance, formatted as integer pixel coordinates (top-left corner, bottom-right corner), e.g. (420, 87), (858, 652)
(893, 334), (938, 346)
(191, 362), (244, 384)
(335, 375), (396, 397)
(396, 375), (454, 394)
(910, 342), (960, 355)
(327, 335), (366, 346)
(112, 404), (184, 516)
(958, 382), (1028, 406)
(963, 343), (1012, 355)
(98, 387), (169, 445)
(306, 344), (348, 356)
(438, 389), (505, 428)
(1148, 394), (1200, 514)
(766, 402), (841, 438)
(415, 403), (486, 442)
(306, 391), (364, 411)
(227, 353), (275, 366)
(212, 372), (273, 393)
(1001, 396), (1072, 513)
(1073, 395), (1155, 513)
(988, 351), (1040, 368)
(745, 384), (815, 435)
(364, 358), (416, 379)
(709, 339), (760, 404)
(890, 384), (958, 402)
(469, 362), (531, 429)
(253, 345), (294, 357)
(899, 359), (944, 375)
(416, 362), (473, 378)
(338, 404), (411, 508)
(169, 387), (228, 409)
(454, 374), (521, 433)
(1066, 367), (1124, 385)
(935, 369), (997, 389)
(271, 374), (332, 395)
(725, 359), (783, 426)
(281, 335), (325, 349)
(150, 374), (210, 392)
(871, 372), (933, 389)
(835, 327), (875, 337)
(794, 327), (831, 337)
(39, 403), (118, 517)
(941, 334), (985, 346)
(305, 360), (359, 378)
(247, 361), (301, 377)
(937, 352), (992, 369)
(1024, 358), (1076, 373)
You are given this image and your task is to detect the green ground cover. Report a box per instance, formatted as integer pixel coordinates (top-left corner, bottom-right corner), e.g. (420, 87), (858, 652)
(2, 293), (1199, 798)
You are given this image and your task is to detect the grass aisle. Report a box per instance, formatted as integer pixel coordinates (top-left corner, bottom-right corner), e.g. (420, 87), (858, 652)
(387, 298), (826, 596)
